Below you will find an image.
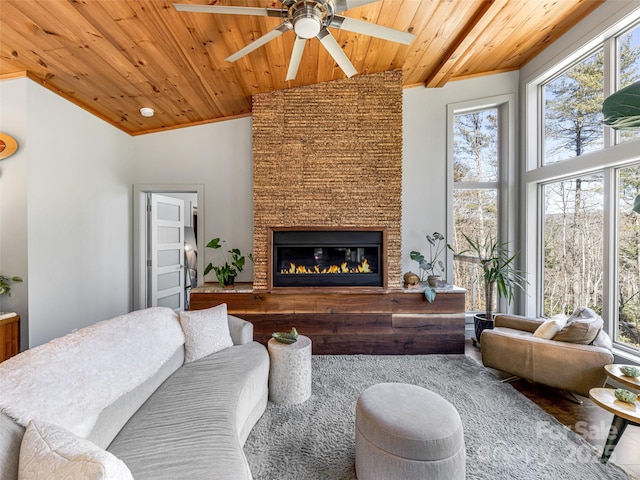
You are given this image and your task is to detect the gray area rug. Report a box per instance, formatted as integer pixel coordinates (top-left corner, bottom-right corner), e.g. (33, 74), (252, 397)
(243, 354), (630, 480)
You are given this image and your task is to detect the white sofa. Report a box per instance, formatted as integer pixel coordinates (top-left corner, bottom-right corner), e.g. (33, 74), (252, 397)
(0, 306), (269, 480)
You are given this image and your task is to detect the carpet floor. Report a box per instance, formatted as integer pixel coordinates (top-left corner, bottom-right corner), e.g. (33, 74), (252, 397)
(243, 354), (631, 480)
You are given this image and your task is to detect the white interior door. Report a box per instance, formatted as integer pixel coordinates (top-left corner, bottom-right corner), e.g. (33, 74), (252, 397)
(148, 193), (185, 310)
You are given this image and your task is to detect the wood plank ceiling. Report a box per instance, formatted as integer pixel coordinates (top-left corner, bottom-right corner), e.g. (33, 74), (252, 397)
(0, 0), (603, 135)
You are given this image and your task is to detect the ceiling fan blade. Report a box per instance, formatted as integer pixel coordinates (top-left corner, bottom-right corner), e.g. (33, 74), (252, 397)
(173, 4), (282, 17)
(330, 15), (415, 45)
(226, 24), (290, 62)
(286, 36), (306, 81)
(333, 0), (380, 13)
(317, 28), (357, 78)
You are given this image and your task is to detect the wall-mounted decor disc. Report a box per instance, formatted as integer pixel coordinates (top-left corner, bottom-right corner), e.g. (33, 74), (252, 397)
(0, 133), (18, 160)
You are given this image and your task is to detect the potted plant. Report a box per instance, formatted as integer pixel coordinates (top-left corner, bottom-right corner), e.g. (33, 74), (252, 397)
(410, 232), (446, 302)
(0, 275), (23, 297)
(453, 234), (527, 343)
(410, 232), (447, 285)
(203, 238), (253, 288)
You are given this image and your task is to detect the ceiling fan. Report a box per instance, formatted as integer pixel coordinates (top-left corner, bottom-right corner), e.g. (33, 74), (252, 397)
(173, 0), (416, 80)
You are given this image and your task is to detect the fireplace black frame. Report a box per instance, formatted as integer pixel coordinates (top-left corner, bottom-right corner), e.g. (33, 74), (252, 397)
(270, 229), (385, 289)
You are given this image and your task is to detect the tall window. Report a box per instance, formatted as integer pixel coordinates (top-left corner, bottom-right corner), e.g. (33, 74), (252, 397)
(452, 108), (499, 312)
(617, 165), (640, 350)
(543, 49), (604, 165)
(527, 13), (640, 357)
(542, 175), (604, 317)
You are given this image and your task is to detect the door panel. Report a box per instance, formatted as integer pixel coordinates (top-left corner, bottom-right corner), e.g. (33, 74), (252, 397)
(149, 194), (185, 310)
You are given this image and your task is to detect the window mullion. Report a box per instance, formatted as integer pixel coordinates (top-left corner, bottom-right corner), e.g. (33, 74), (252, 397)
(603, 36), (616, 149)
(602, 169), (616, 335)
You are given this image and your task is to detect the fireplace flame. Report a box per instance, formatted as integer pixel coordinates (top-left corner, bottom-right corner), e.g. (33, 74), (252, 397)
(282, 258), (372, 274)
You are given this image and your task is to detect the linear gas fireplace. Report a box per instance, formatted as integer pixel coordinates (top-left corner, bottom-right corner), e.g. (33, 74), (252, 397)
(271, 229), (384, 288)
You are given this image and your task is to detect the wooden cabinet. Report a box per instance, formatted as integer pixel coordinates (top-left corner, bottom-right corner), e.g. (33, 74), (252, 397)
(0, 314), (20, 362)
(189, 284), (465, 354)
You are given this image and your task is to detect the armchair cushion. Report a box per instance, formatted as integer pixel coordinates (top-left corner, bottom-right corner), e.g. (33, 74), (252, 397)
(552, 307), (603, 345)
(533, 316), (568, 339)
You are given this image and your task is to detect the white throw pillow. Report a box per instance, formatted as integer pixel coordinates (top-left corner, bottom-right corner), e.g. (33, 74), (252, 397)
(179, 304), (234, 363)
(533, 315), (568, 339)
(19, 420), (133, 480)
(553, 307), (603, 345)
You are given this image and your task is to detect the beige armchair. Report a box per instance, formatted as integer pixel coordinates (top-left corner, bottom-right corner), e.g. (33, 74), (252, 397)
(480, 313), (614, 398)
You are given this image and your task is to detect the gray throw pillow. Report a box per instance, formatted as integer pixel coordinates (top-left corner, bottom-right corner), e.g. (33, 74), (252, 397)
(552, 307), (603, 345)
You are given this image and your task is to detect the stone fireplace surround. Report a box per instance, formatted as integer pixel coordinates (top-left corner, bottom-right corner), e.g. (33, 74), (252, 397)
(188, 70), (465, 354)
(252, 70), (403, 291)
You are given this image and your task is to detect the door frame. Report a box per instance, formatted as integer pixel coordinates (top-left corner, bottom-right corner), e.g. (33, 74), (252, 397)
(133, 184), (205, 311)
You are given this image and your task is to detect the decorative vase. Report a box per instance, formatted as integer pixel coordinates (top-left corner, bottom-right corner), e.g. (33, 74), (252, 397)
(473, 313), (494, 344)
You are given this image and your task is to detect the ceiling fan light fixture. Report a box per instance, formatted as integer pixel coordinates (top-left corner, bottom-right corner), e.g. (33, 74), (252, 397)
(293, 6), (322, 39)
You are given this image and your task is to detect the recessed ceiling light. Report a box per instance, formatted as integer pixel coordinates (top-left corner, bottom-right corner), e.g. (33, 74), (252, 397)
(140, 107), (155, 117)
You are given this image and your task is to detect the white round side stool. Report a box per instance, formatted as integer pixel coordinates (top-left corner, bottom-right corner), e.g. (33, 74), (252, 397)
(267, 335), (312, 405)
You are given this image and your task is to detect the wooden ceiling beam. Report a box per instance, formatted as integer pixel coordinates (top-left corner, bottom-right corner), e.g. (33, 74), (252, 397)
(425, 0), (508, 88)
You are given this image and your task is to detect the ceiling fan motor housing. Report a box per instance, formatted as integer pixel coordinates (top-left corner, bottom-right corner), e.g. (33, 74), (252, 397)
(290, 0), (332, 38)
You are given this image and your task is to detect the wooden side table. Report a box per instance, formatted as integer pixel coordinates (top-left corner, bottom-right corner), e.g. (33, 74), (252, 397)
(0, 313), (20, 362)
(589, 388), (640, 464)
(604, 364), (640, 391)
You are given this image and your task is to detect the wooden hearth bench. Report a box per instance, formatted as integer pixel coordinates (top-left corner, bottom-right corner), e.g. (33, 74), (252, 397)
(189, 284), (466, 354)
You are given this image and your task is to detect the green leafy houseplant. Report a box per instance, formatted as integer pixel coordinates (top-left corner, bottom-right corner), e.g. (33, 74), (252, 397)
(0, 275), (23, 297)
(453, 234), (527, 341)
(602, 80), (640, 130)
(410, 232), (446, 303)
(410, 232), (446, 282)
(203, 238), (253, 287)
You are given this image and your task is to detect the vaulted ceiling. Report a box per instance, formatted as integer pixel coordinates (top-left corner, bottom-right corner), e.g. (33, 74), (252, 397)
(0, 0), (603, 135)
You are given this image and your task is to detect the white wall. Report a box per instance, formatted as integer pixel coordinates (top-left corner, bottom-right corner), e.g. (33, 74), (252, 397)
(0, 79), (29, 337)
(0, 71), (518, 347)
(133, 73), (519, 287)
(0, 78), (133, 348)
(401, 71), (520, 279)
(133, 118), (254, 283)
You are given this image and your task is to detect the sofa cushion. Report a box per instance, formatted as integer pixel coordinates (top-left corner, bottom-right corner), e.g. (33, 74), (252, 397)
(107, 342), (269, 480)
(553, 307), (603, 345)
(179, 304), (233, 363)
(533, 316), (567, 339)
(0, 307), (184, 438)
(19, 421), (133, 480)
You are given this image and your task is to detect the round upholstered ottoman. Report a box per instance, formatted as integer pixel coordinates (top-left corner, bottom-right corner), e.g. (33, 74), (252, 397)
(355, 383), (465, 480)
